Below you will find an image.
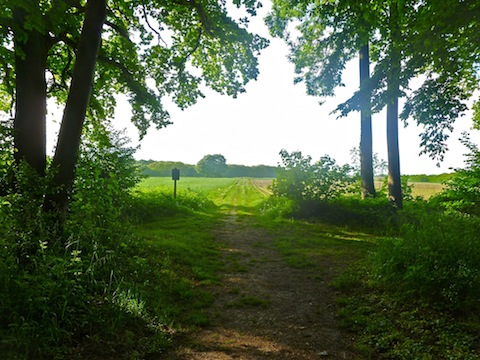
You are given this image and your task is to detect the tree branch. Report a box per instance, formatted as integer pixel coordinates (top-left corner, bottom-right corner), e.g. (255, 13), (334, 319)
(104, 20), (131, 41)
(140, 0), (168, 46)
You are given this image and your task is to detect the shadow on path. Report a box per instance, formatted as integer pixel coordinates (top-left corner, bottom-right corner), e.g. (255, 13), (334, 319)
(162, 196), (363, 359)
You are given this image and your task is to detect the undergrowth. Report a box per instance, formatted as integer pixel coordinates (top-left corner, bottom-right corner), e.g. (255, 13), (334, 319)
(0, 121), (225, 359)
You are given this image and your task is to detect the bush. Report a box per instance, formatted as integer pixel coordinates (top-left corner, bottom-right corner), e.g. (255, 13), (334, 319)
(0, 123), (145, 358)
(272, 149), (356, 203)
(125, 188), (215, 223)
(437, 134), (480, 216)
(294, 197), (398, 231)
(370, 210), (480, 311)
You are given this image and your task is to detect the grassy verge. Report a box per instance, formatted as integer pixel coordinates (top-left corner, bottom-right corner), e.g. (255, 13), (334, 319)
(70, 179), (234, 358)
(69, 177), (480, 359)
(262, 194), (480, 359)
(334, 282), (480, 359)
(259, 217), (374, 272)
(106, 177), (271, 357)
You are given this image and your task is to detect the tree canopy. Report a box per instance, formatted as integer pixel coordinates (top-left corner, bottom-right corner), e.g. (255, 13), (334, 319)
(266, 0), (480, 207)
(196, 154), (228, 177)
(0, 0), (268, 211)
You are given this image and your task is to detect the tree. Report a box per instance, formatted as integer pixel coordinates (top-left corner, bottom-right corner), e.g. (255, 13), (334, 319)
(359, 42), (376, 198)
(399, 0), (480, 163)
(0, 0), (267, 214)
(266, 0), (379, 199)
(267, 0), (480, 208)
(196, 154), (227, 177)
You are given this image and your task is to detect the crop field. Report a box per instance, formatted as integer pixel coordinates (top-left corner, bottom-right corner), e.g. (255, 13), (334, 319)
(137, 177), (273, 198)
(409, 181), (445, 198)
(375, 180), (444, 198)
(141, 177), (443, 200)
(138, 176), (237, 194)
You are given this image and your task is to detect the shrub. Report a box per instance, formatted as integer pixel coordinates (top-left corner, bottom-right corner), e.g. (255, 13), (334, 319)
(437, 134), (480, 216)
(370, 210), (480, 311)
(0, 122), (144, 358)
(272, 149), (356, 203)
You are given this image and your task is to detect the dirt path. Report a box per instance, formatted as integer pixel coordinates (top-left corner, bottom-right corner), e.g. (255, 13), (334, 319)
(165, 204), (361, 359)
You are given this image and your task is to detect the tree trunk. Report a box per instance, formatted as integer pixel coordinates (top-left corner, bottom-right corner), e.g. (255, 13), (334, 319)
(45, 0), (107, 214)
(386, 95), (402, 208)
(13, 9), (47, 177)
(386, 1), (403, 209)
(359, 43), (376, 198)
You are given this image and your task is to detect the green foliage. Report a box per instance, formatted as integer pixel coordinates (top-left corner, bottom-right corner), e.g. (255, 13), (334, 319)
(137, 159), (276, 178)
(224, 164), (276, 178)
(195, 154), (228, 177)
(0, 117), (13, 193)
(272, 149), (355, 203)
(350, 147), (387, 176)
(144, 161), (199, 177)
(370, 209), (480, 310)
(337, 286), (480, 359)
(437, 134), (480, 216)
(0, 125), (145, 358)
(1, 0), (268, 135)
(70, 121), (142, 227)
(125, 188), (215, 224)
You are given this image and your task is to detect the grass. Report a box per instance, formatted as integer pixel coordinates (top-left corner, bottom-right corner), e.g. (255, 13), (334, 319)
(76, 176), (480, 358)
(96, 177), (273, 357)
(261, 218), (374, 272)
(374, 180), (444, 199)
(409, 181), (445, 198)
(138, 176), (237, 196)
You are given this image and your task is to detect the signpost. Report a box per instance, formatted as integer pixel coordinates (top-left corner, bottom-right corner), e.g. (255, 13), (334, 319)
(172, 168), (180, 198)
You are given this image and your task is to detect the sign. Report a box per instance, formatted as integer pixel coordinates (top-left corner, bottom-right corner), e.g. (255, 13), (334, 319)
(172, 168), (180, 198)
(172, 168), (180, 180)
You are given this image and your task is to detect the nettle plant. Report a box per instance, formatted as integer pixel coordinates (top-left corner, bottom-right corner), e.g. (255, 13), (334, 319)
(272, 149), (356, 203)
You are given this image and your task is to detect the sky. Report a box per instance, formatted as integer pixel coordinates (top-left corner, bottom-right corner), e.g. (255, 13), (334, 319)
(48, 1), (480, 175)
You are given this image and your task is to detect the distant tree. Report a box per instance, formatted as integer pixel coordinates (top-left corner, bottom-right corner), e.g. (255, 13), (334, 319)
(196, 154), (228, 177)
(224, 164), (276, 178)
(146, 161), (198, 177)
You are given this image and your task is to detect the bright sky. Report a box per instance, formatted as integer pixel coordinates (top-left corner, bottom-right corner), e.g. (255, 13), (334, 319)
(48, 1), (480, 175)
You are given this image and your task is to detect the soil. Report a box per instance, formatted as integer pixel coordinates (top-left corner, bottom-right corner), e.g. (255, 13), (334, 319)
(162, 204), (362, 359)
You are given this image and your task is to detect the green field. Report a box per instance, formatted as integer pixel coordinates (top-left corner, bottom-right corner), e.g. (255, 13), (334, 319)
(138, 176), (238, 194)
(144, 176), (444, 200)
(374, 180), (444, 198)
(130, 177), (479, 359)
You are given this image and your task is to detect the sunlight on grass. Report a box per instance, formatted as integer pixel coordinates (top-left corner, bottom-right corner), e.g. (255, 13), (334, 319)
(409, 181), (445, 198)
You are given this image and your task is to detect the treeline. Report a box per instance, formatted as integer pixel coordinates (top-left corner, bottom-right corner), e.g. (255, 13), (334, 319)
(137, 160), (277, 178)
(405, 173), (454, 183)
